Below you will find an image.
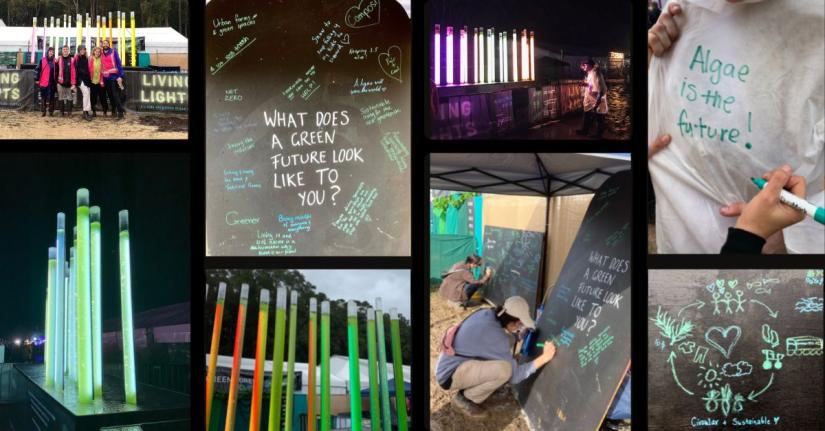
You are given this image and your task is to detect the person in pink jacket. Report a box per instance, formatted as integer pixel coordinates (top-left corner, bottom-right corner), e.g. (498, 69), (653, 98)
(33, 47), (57, 116)
(56, 45), (76, 117)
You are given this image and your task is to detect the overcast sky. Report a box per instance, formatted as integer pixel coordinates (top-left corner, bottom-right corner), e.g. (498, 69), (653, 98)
(300, 270), (410, 319)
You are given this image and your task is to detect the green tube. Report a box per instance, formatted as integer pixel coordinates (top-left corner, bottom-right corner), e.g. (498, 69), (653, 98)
(55, 214), (65, 390)
(347, 301), (362, 430)
(68, 241), (76, 382)
(366, 308), (381, 431)
(45, 247), (57, 387)
(284, 290), (299, 431)
(389, 309), (408, 431)
(119, 210), (137, 404)
(375, 298), (391, 431)
(90, 206), (102, 399)
(63, 262), (69, 380)
(268, 286), (287, 431)
(320, 301), (331, 431)
(76, 189), (93, 403)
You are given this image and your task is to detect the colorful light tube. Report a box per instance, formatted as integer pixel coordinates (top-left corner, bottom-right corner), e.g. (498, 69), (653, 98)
(366, 308), (381, 431)
(478, 27), (484, 84)
(45, 247), (56, 387)
(118, 210), (137, 405)
(31, 18), (36, 63)
(459, 26), (467, 84)
(498, 31), (504, 83)
(97, 16), (101, 47)
(206, 282), (226, 428)
(445, 26), (453, 85)
(76, 14), (82, 53)
(90, 206), (102, 399)
(512, 30), (518, 84)
(130, 12), (136, 67)
(375, 299), (391, 431)
(225, 284), (249, 431)
(521, 29), (529, 81)
(268, 286), (287, 431)
(285, 291), (299, 431)
(486, 28), (494, 83)
(85, 14), (90, 52)
(320, 301), (331, 431)
(347, 301), (363, 431)
(76, 189), (93, 403)
(389, 309), (408, 431)
(530, 31), (535, 81)
(250, 288), (270, 431)
(308, 298), (317, 431)
(473, 27), (478, 84)
(68, 238), (76, 382)
(433, 25), (440, 85)
(108, 12), (112, 46)
(55, 213), (65, 390)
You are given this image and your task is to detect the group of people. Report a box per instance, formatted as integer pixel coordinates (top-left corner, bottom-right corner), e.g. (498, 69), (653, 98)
(34, 40), (126, 120)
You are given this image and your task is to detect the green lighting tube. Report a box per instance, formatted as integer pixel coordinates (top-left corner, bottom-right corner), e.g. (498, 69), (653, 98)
(63, 261), (69, 380)
(119, 210), (137, 404)
(90, 206), (103, 398)
(307, 298), (317, 431)
(268, 285), (287, 431)
(366, 308), (381, 431)
(375, 298), (391, 431)
(68, 241), (76, 382)
(347, 301), (363, 431)
(76, 189), (93, 403)
(320, 301), (331, 431)
(45, 247), (57, 387)
(55, 214), (65, 390)
(389, 309), (408, 431)
(284, 290), (299, 431)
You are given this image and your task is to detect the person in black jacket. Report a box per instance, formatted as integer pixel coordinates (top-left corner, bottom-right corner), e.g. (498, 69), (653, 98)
(75, 46), (93, 121)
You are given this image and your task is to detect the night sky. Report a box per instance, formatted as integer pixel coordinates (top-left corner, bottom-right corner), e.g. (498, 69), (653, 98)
(427, 0), (632, 54)
(0, 153), (190, 341)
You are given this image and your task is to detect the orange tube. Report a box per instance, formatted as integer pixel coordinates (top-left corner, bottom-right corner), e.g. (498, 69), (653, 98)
(225, 284), (249, 431)
(206, 283), (226, 428)
(249, 289), (270, 430)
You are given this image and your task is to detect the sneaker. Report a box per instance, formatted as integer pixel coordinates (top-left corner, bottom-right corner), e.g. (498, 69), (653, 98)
(451, 391), (486, 418)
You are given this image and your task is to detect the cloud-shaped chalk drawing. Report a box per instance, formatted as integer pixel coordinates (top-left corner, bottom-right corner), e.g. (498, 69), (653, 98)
(721, 360), (753, 378)
(795, 297), (823, 313)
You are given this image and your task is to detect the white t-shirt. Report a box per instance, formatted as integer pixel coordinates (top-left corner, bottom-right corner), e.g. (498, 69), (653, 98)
(649, 0), (825, 253)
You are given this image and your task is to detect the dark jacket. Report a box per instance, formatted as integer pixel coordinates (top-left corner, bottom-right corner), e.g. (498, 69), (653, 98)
(34, 56), (57, 89)
(75, 54), (91, 87)
(57, 55), (75, 87)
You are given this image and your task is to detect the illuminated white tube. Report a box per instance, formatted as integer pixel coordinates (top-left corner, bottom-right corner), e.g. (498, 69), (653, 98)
(119, 210), (137, 404)
(478, 27), (484, 84)
(521, 29), (529, 81)
(473, 28), (478, 83)
(530, 31), (535, 81)
(486, 28), (494, 83)
(433, 25), (440, 85)
(512, 30), (518, 83)
(459, 26), (467, 84)
(445, 26), (453, 85)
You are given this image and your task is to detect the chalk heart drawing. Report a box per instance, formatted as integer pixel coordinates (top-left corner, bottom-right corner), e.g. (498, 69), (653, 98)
(727, 280), (738, 289)
(345, 0), (381, 29)
(705, 326), (742, 359)
(378, 45), (402, 82)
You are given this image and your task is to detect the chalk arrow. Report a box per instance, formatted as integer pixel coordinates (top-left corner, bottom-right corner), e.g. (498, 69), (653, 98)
(747, 372), (774, 402)
(668, 351), (694, 395)
(750, 299), (778, 318)
(678, 299), (706, 317)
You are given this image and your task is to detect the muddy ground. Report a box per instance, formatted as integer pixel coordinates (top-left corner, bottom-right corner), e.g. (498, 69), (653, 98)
(430, 290), (532, 431)
(0, 110), (187, 139)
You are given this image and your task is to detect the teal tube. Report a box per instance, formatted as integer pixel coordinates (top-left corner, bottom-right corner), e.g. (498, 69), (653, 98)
(54, 214), (65, 390)
(389, 309), (408, 431)
(76, 189), (93, 403)
(284, 291), (299, 431)
(320, 301), (331, 431)
(346, 301), (362, 431)
(119, 210), (137, 404)
(45, 247), (56, 387)
(268, 286), (287, 431)
(375, 298), (392, 431)
(366, 308), (381, 431)
(90, 206), (103, 398)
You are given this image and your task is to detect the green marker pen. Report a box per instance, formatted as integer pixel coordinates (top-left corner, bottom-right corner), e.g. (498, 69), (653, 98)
(751, 177), (825, 225)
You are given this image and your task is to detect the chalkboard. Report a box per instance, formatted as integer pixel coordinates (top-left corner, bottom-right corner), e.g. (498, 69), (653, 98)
(515, 169), (632, 431)
(648, 269), (824, 430)
(482, 226), (544, 311)
(205, 0), (411, 256)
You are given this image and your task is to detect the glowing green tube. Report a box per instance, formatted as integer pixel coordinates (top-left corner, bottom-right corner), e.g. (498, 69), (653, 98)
(389, 309), (408, 431)
(63, 262), (69, 380)
(55, 214), (65, 390)
(366, 308), (381, 431)
(90, 206), (102, 398)
(76, 189), (93, 403)
(347, 301), (363, 430)
(267, 286), (287, 431)
(307, 298), (317, 431)
(375, 298), (391, 431)
(284, 290), (299, 431)
(68, 241), (76, 382)
(45, 247), (57, 387)
(225, 284), (249, 431)
(320, 301), (331, 431)
(206, 282), (226, 428)
(249, 288), (269, 431)
(119, 210), (137, 404)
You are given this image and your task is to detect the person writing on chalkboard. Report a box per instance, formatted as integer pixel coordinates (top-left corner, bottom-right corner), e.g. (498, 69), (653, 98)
(435, 296), (557, 418)
(575, 59), (608, 139)
(438, 255), (493, 308)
